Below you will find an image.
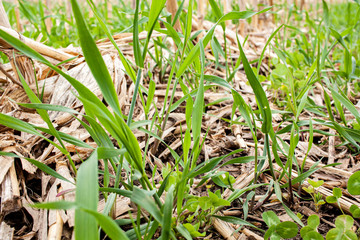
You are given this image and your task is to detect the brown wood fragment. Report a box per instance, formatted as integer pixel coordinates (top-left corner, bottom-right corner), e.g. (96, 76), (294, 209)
(0, 26), (75, 62)
(0, 154), (14, 184)
(48, 210), (63, 240)
(1, 163), (21, 214)
(56, 160), (75, 227)
(241, 228), (264, 240)
(166, 0), (181, 32)
(213, 217), (240, 240)
(328, 128), (336, 164)
(0, 221), (14, 240)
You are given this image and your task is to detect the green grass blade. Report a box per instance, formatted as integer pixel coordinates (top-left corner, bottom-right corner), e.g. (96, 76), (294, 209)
(0, 113), (66, 154)
(330, 87), (360, 125)
(130, 187), (163, 223)
(160, 185), (174, 239)
(208, 0), (225, 29)
(99, 188), (132, 198)
(70, 0), (121, 116)
(236, 34), (272, 133)
(182, 0), (193, 58)
(176, 8), (271, 78)
(75, 150), (99, 240)
(31, 201), (77, 210)
(78, 96), (144, 173)
(212, 215), (261, 231)
(257, 24), (284, 75)
(18, 103), (80, 114)
(142, 0), (166, 61)
(81, 208), (130, 240)
(192, 39), (205, 142)
(86, 0), (136, 81)
(0, 152), (73, 184)
(127, 69), (142, 125)
(0, 113), (43, 137)
(133, 0), (143, 67)
(97, 147), (126, 159)
(330, 28), (352, 78)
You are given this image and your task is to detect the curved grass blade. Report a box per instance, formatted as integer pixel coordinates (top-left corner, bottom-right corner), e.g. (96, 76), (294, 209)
(130, 187), (163, 224)
(330, 87), (360, 125)
(212, 215), (262, 231)
(236, 34), (272, 133)
(97, 147), (126, 159)
(0, 113), (66, 154)
(0, 29), (115, 123)
(256, 24), (284, 74)
(70, 0), (121, 117)
(18, 103), (80, 115)
(35, 126), (93, 149)
(99, 187), (132, 198)
(0, 152), (73, 184)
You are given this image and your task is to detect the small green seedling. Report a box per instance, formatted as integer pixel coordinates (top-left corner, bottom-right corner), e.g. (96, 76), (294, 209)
(326, 215), (358, 240)
(303, 179), (326, 212)
(183, 222), (206, 238)
(326, 187), (344, 214)
(300, 215), (324, 240)
(262, 211), (298, 240)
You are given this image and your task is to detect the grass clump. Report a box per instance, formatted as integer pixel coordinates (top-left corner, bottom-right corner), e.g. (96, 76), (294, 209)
(0, 0), (360, 239)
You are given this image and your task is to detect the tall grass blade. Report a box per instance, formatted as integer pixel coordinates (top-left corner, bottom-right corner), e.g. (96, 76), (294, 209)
(133, 0), (143, 67)
(75, 151), (99, 240)
(236, 34), (272, 133)
(144, 0), (167, 60)
(87, 0), (136, 81)
(160, 185), (174, 239)
(192, 40), (205, 143)
(70, 0), (121, 116)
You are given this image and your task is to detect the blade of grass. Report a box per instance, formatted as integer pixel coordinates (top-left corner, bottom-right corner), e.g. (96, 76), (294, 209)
(133, 0), (143, 67)
(160, 185), (174, 239)
(0, 151), (73, 184)
(75, 150), (99, 240)
(87, 0), (136, 81)
(70, 0), (122, 117)
(236, 34), (272, 134)
(81, 208), (130, 240)
(176, 8), (271, 78)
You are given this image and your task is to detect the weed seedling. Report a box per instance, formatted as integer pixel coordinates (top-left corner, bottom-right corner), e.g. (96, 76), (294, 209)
(303, 179), (325, 213)
(326, 187), (344, 214)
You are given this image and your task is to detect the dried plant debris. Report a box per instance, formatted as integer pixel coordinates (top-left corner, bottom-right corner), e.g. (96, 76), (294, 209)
(0, 0), (359, 239)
